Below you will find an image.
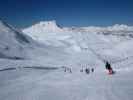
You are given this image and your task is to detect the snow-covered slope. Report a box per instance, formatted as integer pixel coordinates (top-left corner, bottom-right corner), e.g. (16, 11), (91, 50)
(0, 20), (78, 67)
(22, 20), (133, 65)
(23, 21), (114, 53)
(0, 20), (36, 59)
(23, 21), (133, 56)
(23, 21), (133, 44)
(1, 20), (133, 100)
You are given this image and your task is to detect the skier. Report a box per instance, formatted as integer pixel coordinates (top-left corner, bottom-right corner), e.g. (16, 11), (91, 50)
(64, 66), (67, 72)
(105, 61), (113, 74)
(91, 68), (94, 72)
(85, 68), (90, 74)
(69, 67), (72, 73)
(80, 66), (84, 72)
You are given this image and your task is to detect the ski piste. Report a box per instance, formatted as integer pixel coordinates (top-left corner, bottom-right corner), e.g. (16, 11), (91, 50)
(74, 31), (133, 75)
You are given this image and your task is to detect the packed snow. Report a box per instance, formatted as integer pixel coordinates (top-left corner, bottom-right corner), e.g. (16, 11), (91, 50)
(0, 20), (133, 100)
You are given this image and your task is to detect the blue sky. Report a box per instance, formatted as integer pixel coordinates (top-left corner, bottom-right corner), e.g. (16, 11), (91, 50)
(0, 0), (133, 28)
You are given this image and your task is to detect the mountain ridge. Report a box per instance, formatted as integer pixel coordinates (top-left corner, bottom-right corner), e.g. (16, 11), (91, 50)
(0, 20), (36, 59)
(23, 20), (133, 33)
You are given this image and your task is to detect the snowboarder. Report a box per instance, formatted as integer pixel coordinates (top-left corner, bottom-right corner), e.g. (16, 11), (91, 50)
(105, 61), (113, 74)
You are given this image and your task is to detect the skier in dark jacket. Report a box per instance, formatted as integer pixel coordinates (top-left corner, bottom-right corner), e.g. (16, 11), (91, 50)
(105, 61), (113, 74)
(91, 68), (94, 72)
(105, 61), (112, 70)
(85, 68), (90, 74)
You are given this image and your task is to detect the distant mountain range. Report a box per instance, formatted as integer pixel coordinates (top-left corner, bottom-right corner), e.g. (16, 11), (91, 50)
(22, 20), (133, 52)
(23, 20), (133, 34)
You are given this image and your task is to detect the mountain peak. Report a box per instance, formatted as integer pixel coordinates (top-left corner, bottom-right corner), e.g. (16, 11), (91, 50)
(37, 20), (62, 29)
(39, 20), (57, 26)
(23, 20), (63, 34)
(107, 24), (133, 31)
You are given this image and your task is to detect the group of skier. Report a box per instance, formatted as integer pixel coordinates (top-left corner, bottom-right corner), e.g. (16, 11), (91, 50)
(62, 66), (72, 73)
(80, 67), (94, 74)
(62, 61), (114, 75)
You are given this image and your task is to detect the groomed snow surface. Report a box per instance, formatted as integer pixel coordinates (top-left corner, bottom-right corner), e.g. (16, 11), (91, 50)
(0, 20), (133, 100)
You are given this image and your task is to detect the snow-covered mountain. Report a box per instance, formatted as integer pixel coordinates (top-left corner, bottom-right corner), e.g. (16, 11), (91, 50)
(0, 20), (73, 66)
(23, 21), (79, 52)
(0, 20), (37, 59)
(23, 20), (64, 34)
(23, 20), (133, 34)
(22, 20), (133, 66)
(23, 21), (133, 53)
